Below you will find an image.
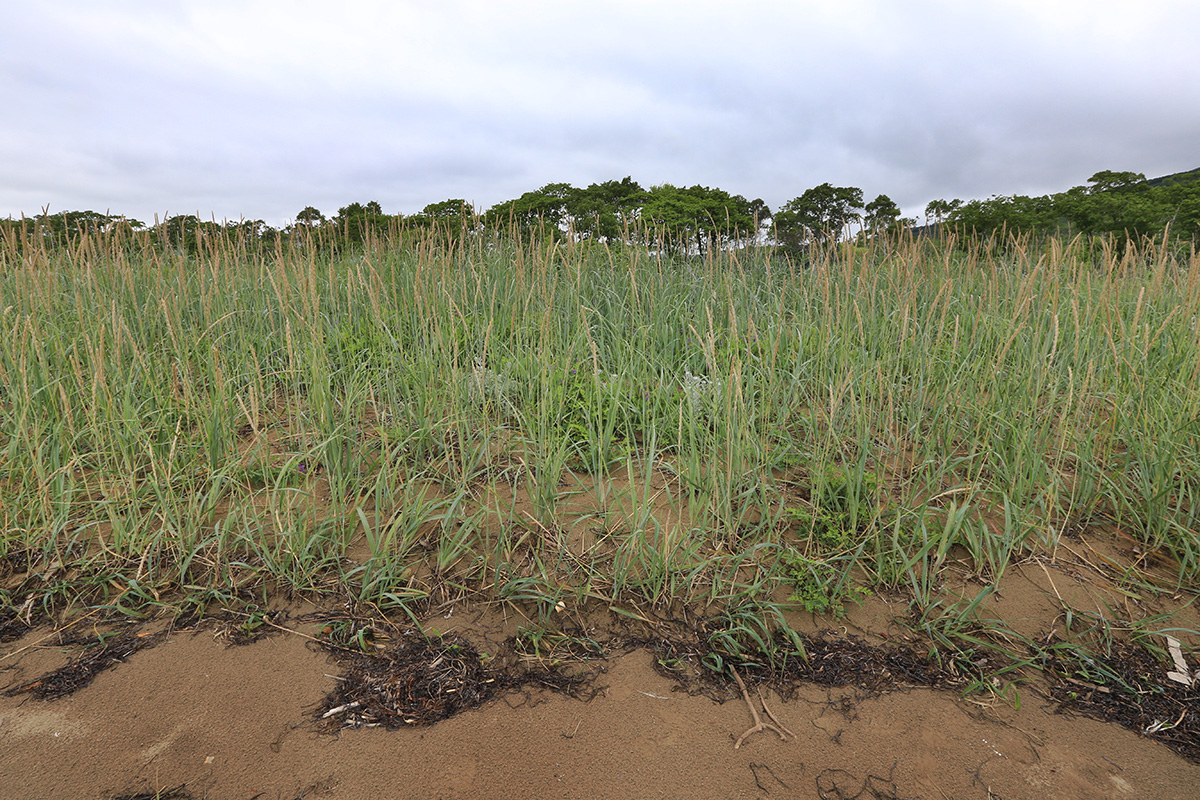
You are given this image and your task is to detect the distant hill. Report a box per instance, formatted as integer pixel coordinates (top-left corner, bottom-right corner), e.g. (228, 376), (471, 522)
(1146, 167), (1200, 188)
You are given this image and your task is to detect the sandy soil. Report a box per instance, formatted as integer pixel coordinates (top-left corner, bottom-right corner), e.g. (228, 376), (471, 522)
(2, 595), (1199, 800)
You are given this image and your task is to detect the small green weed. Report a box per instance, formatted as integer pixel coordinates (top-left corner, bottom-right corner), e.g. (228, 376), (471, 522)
(784, 505), (854, 551)
(786, 464), (880, 552)
(779, 548), (870, 618)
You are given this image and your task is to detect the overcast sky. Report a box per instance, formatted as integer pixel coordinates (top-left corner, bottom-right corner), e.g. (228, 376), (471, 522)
(2, 0), (1197, 226)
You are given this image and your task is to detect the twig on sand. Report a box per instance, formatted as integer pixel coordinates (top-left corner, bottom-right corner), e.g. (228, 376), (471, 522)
(321, 700), (362, 719)
(731, 666), (796, 749)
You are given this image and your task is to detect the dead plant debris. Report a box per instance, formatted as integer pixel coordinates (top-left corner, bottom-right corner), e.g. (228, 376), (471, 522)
(0, 606), (31, 644)
(315, 629), (601, 731)
(1040, 636), (1200, 763)
(777, 631), (951, 692)
(632, 618), (967, 703)
(3, 630), (165, 700)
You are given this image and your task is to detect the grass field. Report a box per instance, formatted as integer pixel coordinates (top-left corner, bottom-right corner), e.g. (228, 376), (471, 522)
(2, 223), (1198, 684)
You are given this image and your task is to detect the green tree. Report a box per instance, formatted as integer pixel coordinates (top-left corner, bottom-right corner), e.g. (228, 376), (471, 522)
(1083, 170), (1146, 194)
(295, 206), (325, 227)
(408, 199), (477, 235)
(157, 214), (203, 253)
(863, 194), (901, 235)
(286, 207), (333, 249)
(924, 198), (961, 226)
(639, 184), (759, 256)
(947, 194), (1058, 239)
(420, 199), (474, 220)
(221, 218), (271, 250)
(31, 210), (131, 247)
(333, 201), (390, 246)
(1162, 180), (1200, 240)
(569, 177), (646, 243)
(485, 184), (577, 240)
(774, 183), (864, 249)
(0, 210), (144, 252)
(1058, 171), (1155, 241)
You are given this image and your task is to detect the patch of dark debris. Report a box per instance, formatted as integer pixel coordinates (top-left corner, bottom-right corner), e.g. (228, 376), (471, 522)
(314, 629), (600, 731)
(0, 545), (30, 582)
(633, 617), (976, 703)
(3, 630), (166, 700)
(778, 631), (953, 692)
(0, 605), (32, 644)
(1040, 636), (1200, 763)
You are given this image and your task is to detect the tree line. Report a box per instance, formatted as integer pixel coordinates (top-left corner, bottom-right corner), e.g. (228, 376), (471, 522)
(923, 169), (1200, 247)
(0, 178), (904, 257)
(3, 169), (1195, 257)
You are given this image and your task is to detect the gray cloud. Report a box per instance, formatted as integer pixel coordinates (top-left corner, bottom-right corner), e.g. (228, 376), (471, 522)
(2, 0), (1197, 226)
